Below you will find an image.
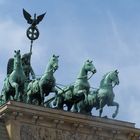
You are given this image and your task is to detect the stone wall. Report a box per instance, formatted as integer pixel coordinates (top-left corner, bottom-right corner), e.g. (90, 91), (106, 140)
(0, 119), (9, 140)
(0, 101), (140, 140)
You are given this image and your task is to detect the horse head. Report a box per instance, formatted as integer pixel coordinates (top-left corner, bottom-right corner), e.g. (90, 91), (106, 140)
(14, 50), (22, 68)
(14, 50), (21, 58)
(100, 70), (119, 88)
(109, 70), (119, 87)
(48, 54), (59, 72)
(84, 60), (96, 74)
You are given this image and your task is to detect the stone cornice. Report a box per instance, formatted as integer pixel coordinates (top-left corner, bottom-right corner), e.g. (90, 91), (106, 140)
(0, 101), (140, 140)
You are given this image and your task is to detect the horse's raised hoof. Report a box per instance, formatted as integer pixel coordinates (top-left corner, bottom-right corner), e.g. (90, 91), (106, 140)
(112, 113), (116, 118)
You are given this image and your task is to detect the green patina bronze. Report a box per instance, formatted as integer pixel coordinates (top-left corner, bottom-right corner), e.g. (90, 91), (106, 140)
(75, 70), (119, 118)
(48, 60), (96, 111)
(23, 9), (46, 41)
(0, 95), (5, 105)
(21, 52), (35, 99)
(0, 9), (120, 119)
(1, 50), (26, 102)
(26, 54), (59, 105)
(21, 52), (35, 81)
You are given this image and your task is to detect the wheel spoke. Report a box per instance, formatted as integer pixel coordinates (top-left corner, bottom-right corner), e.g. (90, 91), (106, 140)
(27, 27), (39, 40)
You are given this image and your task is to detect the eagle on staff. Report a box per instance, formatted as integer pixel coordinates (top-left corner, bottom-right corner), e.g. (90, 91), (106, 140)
(23, 9), (46, 52)
(23, 9), (46, 27)
(21, 9), (46, 81)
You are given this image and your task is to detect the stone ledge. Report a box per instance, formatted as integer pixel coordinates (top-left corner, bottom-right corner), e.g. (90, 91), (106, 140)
(0, 101), (140, 140)
(0, 101), (136, 127)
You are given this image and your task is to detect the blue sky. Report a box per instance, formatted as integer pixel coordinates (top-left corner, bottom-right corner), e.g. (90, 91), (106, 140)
(0, 0), (140, 128)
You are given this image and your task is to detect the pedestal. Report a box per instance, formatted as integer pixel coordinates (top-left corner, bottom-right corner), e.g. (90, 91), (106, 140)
(0, 101), (140, 140)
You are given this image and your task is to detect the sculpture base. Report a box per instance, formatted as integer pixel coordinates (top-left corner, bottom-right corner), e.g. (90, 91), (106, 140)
(0, 101), (140, 140)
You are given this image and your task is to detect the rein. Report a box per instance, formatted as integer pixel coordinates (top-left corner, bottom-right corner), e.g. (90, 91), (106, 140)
(101, 73), (118, 88)
(45, 66), (57, 73)
(78, 72), (94, 80)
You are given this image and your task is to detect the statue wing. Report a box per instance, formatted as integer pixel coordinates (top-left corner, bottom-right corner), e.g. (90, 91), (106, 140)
(23, 9), (33, 24)
(36, 12), (46, 25)
(7, 58), (14, 75)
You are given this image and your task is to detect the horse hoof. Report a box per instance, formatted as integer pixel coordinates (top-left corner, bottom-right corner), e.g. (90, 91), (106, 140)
(13, 98), (17, 101)
(112, 113), (116, 118)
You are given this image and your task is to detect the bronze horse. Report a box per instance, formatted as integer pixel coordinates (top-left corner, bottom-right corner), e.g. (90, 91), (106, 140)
(1, 50), (26, 101)
(75, 70), (119, 118)
(26, 55), (59, 105)
(49, 60), (96, 111)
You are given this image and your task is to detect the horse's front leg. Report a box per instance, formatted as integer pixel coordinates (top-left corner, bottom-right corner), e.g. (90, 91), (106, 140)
(11, 82), (19, 101)
(71, 103), (78, 112)
(19, 85), (25, 102)
(4, 92), (10, 102)
(99, 98), (105, 117)
(55, 97), (64, 109)
(108, 101), (119, 118)
(26, 91), (31, 104)
(39, 86), (44, 105)
(83, 90), (88, 104)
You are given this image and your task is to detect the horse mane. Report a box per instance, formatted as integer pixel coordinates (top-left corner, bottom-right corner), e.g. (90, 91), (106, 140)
(100, 72), (110, 87)
(7, 58), (14, 75)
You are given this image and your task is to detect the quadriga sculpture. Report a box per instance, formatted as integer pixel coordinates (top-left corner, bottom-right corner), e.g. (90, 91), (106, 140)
(1, 50), (26, 101)
(50, 60), (96, 111)
(26, 55), (59, 105)
(75, 70), (119, 118)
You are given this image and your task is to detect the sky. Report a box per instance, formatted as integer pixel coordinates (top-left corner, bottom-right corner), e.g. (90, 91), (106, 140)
(0, 0), (140, 128)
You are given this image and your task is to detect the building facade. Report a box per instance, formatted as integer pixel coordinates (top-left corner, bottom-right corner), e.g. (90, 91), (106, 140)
(0, 101), (140, 140)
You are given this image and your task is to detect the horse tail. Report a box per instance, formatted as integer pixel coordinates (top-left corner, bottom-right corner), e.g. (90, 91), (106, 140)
(7, 58), (14, 75)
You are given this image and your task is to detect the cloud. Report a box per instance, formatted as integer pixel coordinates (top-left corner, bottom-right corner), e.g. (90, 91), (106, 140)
(106, 10), (132, 59)
(0, 19), (26, 52)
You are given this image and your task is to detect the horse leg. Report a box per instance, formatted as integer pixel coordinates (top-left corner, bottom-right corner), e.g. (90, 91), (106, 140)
(99, 98), (105, 117)
(76, 100), (84, 113)
(55, 97), (63, 109)
(37, 93), (42, 106)
(67, 104), (73, 111)
(71, 103), (78, 112)
(27, 92), (32, 104)
(4, 92), (10, 102)
(19, 89), (24, 102)
(26, 96), (30, 104)
(108, 101), (119, 118)
(39, 86), (44, 105)
(11, 82), (19, 101)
